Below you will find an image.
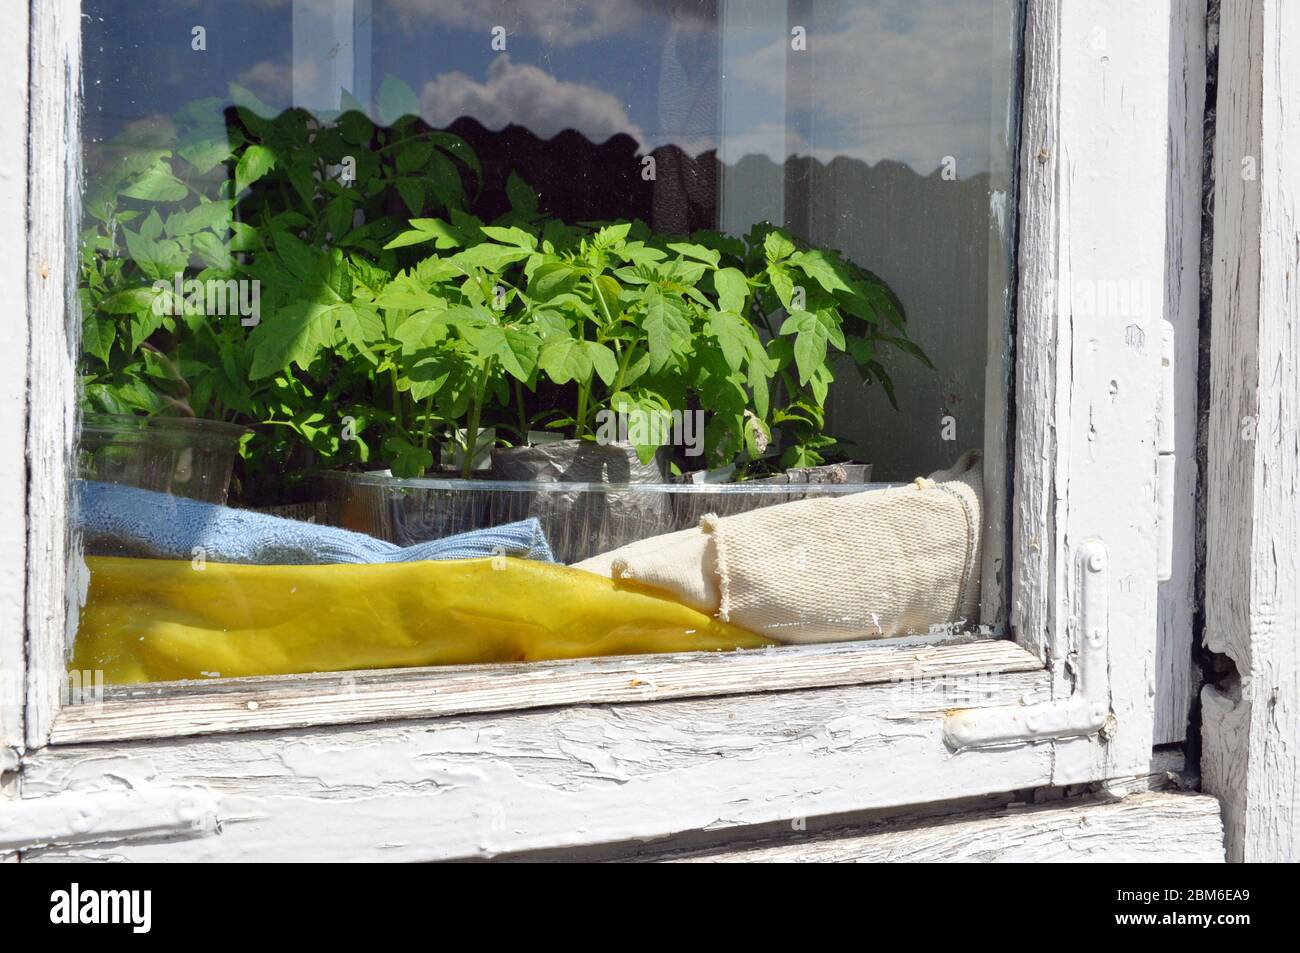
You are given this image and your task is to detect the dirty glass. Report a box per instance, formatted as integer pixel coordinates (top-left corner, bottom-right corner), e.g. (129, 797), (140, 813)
(71, 0), (1022, 687)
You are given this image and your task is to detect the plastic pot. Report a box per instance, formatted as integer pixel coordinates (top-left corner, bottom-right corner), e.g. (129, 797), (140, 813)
(486, 440), (672, 563)
(78, 413), (247, 505)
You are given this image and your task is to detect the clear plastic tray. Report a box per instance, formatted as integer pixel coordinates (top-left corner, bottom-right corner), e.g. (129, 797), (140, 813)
(321, 472), (895, 564)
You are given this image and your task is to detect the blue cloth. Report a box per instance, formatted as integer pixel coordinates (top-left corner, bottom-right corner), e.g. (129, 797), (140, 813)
(75, 481), (555, 565)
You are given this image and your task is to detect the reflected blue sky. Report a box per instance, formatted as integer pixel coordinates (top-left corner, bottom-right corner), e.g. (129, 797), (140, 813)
(85, 0), (1017, 175)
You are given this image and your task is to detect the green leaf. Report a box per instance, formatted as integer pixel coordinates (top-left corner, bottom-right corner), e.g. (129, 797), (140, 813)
(469, 325), (540, 381)
(396, 141), (433, 174)
(592, 274), (623, 323)
(642, 286), (691, 373)
(122, 228), (180, 281)
(667, 242), (720, 267)
(377, 74), (420, 127)
(747, 357), (771, 420)
(875, 333), (935, 369)
(392, 307), (457, 353)
(229, 221), (262, 252)
(538, 335), (593, 385)
(868, 360), (900, 409)
(248, 301), (338, 379)
(809, 362), (834, 406)
(166, 200), (232, 237)
(395, 178), (424, 216)
(793, 327), (828, 386)
(235, 144), (276, 194)
(269, 232), (318, 284)
(791, 249), (852, 293)
(846, 336), (875, 369)
(82, 318), (115, 365)
(128, 310), (166, 352)
(286, 162), (317, 206)
(384, 436), (433, 478)
(122, 164), (188, 202)
(449, 243), (532, 273)
(336, 302), (383, 349)
(818, 308), (847, 351)
(325, 197), (354, 240)
(192, 232), (234, 272)
(713, 267), (749, 314)
(139, 209), (165, 241)
(763, 230), (797, 263)
(586, 341), (619, 386)
(594, 223), (632, 247)
(768, 264), (795, 309)
(415, 255), (462, 284)
(707, 309), (750, 372)
(528, 261), (581, 301)
(382, 218), (465, 250)
(841, 280), (907, 330)
(506, 172), (539, 215)
(176, 137), (233, 175)
(479, 225), (537, 250)
(100, 285), (163, 315)
(339, 110), (374, 146)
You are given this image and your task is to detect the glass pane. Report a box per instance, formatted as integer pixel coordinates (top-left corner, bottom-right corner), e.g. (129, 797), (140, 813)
(72, 0), (1021, 685)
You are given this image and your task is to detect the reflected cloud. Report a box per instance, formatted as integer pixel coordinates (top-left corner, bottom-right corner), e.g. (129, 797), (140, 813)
(726, 0), (1007, 171)
(237, 58), (321, 111)
(420, 54), (647, 144)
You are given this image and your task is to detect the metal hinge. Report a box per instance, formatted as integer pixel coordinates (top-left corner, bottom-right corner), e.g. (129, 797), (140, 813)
(943, 539), (1111, 749)
(0, 787), (220, 853)
(1156, 318), (1175, 582)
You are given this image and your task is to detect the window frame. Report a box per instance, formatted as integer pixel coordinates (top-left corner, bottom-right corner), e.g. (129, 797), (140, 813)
(5, 0), (1192, 859)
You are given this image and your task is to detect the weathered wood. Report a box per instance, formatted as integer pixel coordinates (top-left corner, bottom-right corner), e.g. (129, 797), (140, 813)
(21, 669), (1058, 861)
(1049, 0), (1171, 781)
(976, 0), (1023, 630)
(1011, 4), (1172, 779)
(0, 0), (30, 768)
(645, 792), (1225, 863)
(1154, 0), (1208, 746)
(51, 637), (1040, 744)
(25, 0), (81, 749)
(1202, 0), (1300, 863)
(1009, 0), (1059, 666)
(5, 0), (1185, 862)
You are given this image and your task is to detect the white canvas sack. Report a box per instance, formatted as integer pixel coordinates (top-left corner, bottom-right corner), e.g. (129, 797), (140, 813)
(573, 451), (983, 644)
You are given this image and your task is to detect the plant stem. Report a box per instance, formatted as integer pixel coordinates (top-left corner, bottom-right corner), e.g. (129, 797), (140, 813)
(513, 378), (528, 441)
(611, 341), (637, 397)
(575, 379), (591, 440)
(389, 365), (404, 434)
(461, 359), (493, 479)
(419, 393), (434, 449)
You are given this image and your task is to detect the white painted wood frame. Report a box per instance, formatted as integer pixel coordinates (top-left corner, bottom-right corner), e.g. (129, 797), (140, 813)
(8, 1), (1186, 858)
(1202, 0), (1300, 864)
(1155, 0), (1208, 746)
(642, 792), (1226, 864)
(0, 1), (31, 779)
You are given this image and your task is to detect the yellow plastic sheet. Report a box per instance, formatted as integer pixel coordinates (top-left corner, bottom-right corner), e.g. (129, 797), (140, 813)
(72, 556), (773, 684)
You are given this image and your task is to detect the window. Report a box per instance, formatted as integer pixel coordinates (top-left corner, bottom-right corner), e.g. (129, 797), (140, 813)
(9, 0), (1185, 859)
(71, 0), (1020, 686)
